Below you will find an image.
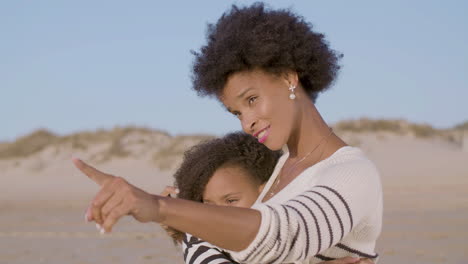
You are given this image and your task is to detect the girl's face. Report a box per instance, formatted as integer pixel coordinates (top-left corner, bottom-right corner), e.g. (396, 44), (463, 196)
(202, 165), (264, 208)
(220, 69), (298, 151)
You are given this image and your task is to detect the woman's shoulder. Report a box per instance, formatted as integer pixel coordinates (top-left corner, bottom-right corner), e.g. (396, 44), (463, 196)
(283, 145), (370, 166)
(320, 146), (376, 169)
(295, 146), (381, 187)
(280, 146), (381, 190)
(314, 146), (382, 188)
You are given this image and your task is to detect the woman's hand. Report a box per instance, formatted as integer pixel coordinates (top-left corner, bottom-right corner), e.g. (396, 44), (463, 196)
(72, 158), (164, 233)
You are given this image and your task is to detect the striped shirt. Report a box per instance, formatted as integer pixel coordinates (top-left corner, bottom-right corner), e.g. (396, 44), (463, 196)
(182, 233), (238, 264)
(185, 146), (383, 264)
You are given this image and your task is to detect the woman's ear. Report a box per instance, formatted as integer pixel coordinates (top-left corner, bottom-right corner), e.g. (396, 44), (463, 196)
(281, 70), (299, 88)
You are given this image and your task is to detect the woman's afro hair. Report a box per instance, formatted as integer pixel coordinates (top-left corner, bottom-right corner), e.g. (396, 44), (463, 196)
(165, 131), (281, 243)
(191, 2), (343, 101)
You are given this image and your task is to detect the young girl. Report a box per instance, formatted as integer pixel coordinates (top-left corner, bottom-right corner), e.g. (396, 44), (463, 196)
(162, 132), (281, 263)
(74, 3), (382, 263)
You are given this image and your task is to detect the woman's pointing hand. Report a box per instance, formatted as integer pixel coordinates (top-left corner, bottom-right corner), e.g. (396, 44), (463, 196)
(72, 158), (164, 233)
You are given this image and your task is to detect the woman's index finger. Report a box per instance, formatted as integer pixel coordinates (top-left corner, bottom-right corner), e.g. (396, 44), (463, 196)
(72, 158), (113, 186)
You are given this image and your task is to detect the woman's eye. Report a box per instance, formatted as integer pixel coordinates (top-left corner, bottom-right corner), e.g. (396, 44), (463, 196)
(231, 111), (241, 118)
(248, 96), (257, 105)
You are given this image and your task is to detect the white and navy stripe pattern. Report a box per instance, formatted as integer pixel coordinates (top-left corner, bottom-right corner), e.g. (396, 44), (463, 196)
(183, 233), (238, 264)
(227, 147), (383, 264)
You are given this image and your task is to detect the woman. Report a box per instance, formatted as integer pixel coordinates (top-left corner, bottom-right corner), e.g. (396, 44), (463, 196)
(74, 3), (382, 263)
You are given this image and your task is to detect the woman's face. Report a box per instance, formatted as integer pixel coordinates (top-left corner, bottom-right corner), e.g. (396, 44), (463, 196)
(221, 69), (298, 151)
(202, 165), (264, 208)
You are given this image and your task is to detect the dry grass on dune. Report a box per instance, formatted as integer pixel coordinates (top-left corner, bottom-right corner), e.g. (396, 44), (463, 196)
(0, 126), (169, 159)
(0, 126), (214, 171)
(1, 118), (466, 169)
(0, 129), (58, 159)
(152, 134), (215, 170)
(333, 118), (467, 145)
(454, 120), (468, 130)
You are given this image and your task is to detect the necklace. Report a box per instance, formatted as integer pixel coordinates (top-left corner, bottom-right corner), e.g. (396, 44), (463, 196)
(267, 127), (334, 199)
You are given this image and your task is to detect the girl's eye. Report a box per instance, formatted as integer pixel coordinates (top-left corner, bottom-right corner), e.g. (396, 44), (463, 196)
(248, 96), (257, 105)
(227, 199), (238, 204)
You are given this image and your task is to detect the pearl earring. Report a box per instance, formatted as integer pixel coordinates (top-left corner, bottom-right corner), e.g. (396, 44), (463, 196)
(289, 84), (296, 100)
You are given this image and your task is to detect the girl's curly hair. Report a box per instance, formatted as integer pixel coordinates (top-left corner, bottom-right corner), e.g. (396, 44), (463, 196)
(165, 132), (281, 243)
(191, 2), (343, 102)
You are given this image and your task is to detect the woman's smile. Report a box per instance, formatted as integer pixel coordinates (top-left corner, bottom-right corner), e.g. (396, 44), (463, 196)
(254, 125), (270, 143)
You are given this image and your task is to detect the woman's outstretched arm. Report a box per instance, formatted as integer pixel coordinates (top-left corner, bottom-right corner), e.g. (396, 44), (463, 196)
(73, 158), (260, 251)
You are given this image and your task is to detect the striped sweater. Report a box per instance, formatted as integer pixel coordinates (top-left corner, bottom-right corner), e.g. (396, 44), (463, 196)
(182, 233), (237, 264)
(184, 146), (383, 264)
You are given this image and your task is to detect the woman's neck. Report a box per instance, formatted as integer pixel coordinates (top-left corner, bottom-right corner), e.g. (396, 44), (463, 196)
(286, 99), (333, 159)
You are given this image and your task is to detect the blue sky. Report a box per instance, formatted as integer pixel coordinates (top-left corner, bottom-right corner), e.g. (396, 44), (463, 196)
(1, 1), (467, 141)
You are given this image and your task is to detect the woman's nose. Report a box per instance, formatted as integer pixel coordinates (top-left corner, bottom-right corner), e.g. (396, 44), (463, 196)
(241, 116), (256, 135)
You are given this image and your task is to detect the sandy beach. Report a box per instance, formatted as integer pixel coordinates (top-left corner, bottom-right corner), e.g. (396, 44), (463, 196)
(1, 128), (467, 264)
